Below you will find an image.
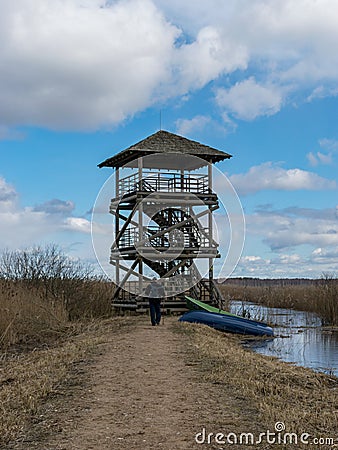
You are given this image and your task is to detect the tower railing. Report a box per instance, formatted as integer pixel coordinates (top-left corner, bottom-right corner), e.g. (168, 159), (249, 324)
(118, 225), (214, 250)
(118, 172), (209, 197)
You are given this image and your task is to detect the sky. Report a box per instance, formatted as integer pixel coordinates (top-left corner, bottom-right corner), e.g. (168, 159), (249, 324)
(0, 0), (337, 278)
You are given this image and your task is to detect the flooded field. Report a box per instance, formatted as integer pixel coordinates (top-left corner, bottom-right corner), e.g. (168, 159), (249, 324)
(230, 300), (338, 377)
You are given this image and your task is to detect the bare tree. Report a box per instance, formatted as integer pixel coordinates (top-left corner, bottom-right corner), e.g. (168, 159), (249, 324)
(0, 245), (97, 318)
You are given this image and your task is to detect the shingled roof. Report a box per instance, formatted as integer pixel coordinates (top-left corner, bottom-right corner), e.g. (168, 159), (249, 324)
(98, 130), (232, 169)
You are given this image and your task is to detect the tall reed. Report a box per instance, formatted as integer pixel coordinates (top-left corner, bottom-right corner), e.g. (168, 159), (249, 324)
(219, 276), (338, 325)
(0, 245), (115, 349)
(0, 280), (68, 349)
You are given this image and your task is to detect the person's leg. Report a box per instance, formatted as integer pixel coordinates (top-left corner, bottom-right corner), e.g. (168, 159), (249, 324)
(155, 302), (161, 325)
(149, 301), (156, 326)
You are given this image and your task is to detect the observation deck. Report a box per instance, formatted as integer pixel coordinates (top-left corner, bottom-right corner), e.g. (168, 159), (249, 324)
(98, 130), (232, 311)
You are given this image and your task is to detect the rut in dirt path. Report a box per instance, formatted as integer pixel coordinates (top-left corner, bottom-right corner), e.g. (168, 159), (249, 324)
(39, 317), (257, 450)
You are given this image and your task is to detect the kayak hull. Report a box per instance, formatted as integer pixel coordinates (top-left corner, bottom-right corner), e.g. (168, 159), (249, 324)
(185, 296), (237, 316)
(179, 310), (274, 337)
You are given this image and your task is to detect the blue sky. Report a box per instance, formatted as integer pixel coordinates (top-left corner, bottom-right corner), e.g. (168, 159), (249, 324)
(0, 0), (337, 278)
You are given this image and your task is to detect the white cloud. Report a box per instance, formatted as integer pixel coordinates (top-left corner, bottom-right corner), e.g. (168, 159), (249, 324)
(269, 231), (338, 250)
(236, 255), (270, 275)
(0, 0), (179, 130)
(0, 0), (338, 131)
(33, 199), (75, 215)
(307, 138), (338, 166)
(277, 254), (302, 265)
(175, 115), (211, 136)
(64, 217), (91, 234)
(174, 26), (248, 91)
(221, 112), (237, 133)
(0, 177), (18, 210)
(272, 253), (302, 266)
(246, 205), (338, 251)
(311, 247), (338, 263)
(157, 0), (338, 79)
(158, 0), (338, 112)
(234, 249), (338, 277)
(319, 138), (338, 152)
(307, 151), (333, 166)
(306, 152), (319, 167)
(317, 151), (333, 165)
(216, 78), (283, 120)
(230, 205), (338, 276)
(307, 85), (338, 102)
(228, 162), (336, 195)
(234, 252), (318, 277)
(242, 255), (262, 263)
(0, 177), (90, 249)
(240, 255), (263, 264)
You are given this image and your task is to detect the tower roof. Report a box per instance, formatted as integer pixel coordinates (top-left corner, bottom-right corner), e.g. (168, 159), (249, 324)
(98, 130), (232, 169)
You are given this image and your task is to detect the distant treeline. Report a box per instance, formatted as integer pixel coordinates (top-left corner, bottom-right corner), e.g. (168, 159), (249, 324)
(218, 277), (323, 287)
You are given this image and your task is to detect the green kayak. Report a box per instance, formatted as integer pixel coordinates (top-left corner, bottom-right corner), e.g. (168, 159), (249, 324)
(185, 296), (237, 317)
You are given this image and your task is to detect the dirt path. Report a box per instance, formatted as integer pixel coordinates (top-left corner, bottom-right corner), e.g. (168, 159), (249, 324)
(29, 317), (261, 450)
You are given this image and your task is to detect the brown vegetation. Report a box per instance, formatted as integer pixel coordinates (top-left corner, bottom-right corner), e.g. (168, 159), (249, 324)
(0, 245), (336, 448)
(219, 275), (338, 325)
(179, 322), (338, 446)
(0, 245), (114, 350)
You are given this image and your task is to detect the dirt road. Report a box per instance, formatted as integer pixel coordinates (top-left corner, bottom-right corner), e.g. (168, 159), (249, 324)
(23, 316), (259, 450)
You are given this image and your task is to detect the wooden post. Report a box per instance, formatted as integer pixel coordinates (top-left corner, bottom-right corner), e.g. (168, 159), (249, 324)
(208, 161), (214, 304)
(180, 168), (184, 192)
(138, 157), (144, 294)
(115, 167), (120, 287)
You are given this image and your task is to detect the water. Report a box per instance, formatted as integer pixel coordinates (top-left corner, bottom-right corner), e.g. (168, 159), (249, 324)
(230, 300), (338, 377)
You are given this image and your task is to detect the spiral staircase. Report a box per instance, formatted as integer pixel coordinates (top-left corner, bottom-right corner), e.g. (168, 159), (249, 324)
(98, 130), (232, 313)
(110, 174), (224, 312)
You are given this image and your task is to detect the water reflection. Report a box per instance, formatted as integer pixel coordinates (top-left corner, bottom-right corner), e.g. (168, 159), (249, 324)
(230, 301), (338, 377)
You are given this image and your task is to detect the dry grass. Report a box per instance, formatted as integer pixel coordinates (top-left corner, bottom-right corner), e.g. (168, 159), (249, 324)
(0, 245), (117, 350)
(219, 279), (338, 325)
(0, 279), (115, 350)
(1, 313), (336, 449)
(0, 248), (123, 446)
(0, 317), (131, 447)
(0, 281), (68, 349)
(178, 322), (338, 447)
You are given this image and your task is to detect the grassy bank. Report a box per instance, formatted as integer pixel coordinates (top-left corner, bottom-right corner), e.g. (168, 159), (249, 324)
(219, 278), (338, 325)
(178, 322), (338, 447)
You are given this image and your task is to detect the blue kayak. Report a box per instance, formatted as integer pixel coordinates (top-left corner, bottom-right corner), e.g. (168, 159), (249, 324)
(179, 310), (274, 337)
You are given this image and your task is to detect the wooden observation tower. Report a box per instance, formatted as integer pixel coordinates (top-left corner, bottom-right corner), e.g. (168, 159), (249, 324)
(98, 130), (232, 312)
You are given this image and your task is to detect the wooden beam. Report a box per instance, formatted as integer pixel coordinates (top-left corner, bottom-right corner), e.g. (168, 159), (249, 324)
(143, 206), (217, 243)
(111, 203), (138, 250)
(162, 259), (187, 278)
(111, 209), (139, 228)
(110, 259), (151, 281)
(112, 258), (139, 299)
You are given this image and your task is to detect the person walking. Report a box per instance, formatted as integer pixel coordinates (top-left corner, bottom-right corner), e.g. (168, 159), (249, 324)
(145, 278), (165, 326)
